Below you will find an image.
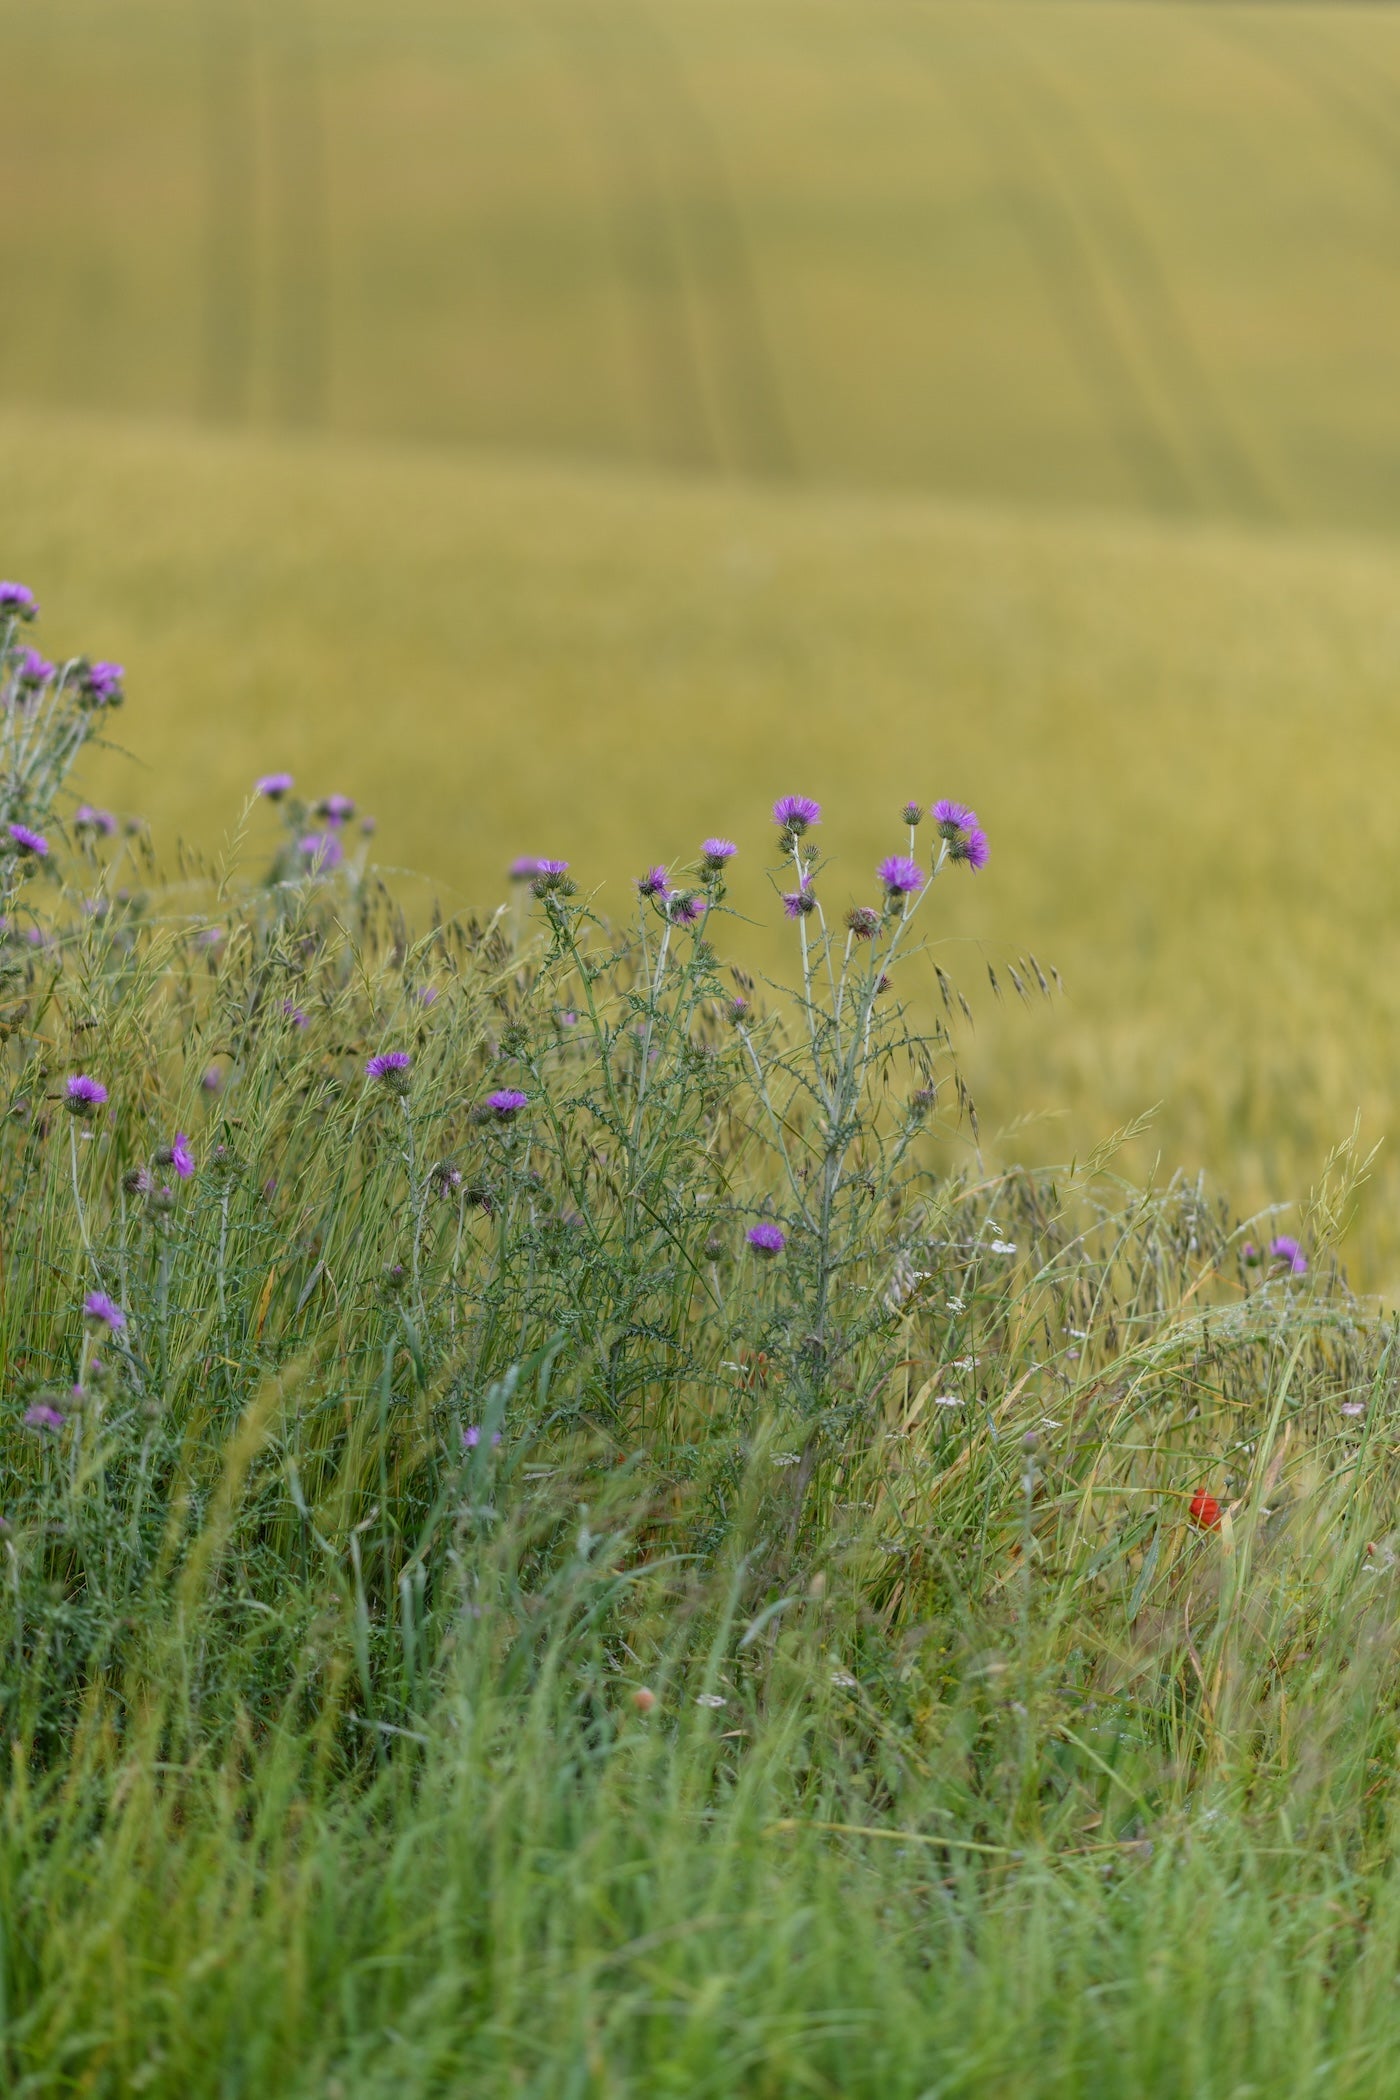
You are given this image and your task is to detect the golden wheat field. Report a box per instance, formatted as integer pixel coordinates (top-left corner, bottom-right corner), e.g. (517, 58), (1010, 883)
(7, 0), (1400, 1276)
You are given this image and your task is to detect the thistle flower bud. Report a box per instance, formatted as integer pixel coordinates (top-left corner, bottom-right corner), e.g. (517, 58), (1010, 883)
(901, 802), (924, 827)
(845, 907), (880, 940)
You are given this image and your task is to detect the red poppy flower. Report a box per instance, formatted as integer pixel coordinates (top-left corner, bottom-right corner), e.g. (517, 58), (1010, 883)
(1189, 1490), (1222, 1531)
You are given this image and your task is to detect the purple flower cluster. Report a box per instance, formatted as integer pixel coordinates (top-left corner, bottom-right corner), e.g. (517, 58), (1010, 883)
(367, 1050), (412, 1086)
(876, 854), (924, 899)
(24, 1403), (63, 1433)
(485, 1088), (528, 1120)
(298, 831), (344, 873)
(0, 583), (37, 620)
(774, 794), (821, 837)
(257, 772), (294, 800)
(316, 794), (355, 825)
(700, 838), (737, 874)
(18, 649), (52, 687)
(746, 1222), (786, 1255)
(74, 805), (117, 837)
(1270, 1234), (1308, 1277)
(65, 1074), (107, 1117)
(80, 661), (123, 708)
(782, 883), (816, 919)
(637, 865), (672, 900)
(933, 799), (990, 871)
(462, 1425), (503, 1450)
(667, 892), (706, 927)
(84, 1291), (126, 1331)
(8, 823), (47, 858)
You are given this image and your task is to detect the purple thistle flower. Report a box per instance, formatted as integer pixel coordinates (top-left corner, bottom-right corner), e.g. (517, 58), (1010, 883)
(298, 831), (344, 872)
(508, 856), (545, 882)
(0, 583), (37, 620)
(700, 838), (738, 873)
(949, 824), (990, 871)
(933, 799), (979, 838)
(24, 1403), (64, 1432)
(746, 1222), (786, 1255)
(637, 865), (673, 900)
(462, 1425), (503, 1449)
(257, 772), (294, 800)
(418, 985), (438, 1006)
(1269, 1234), (1308, 1277)
(782, 887), (816, 919)
(281, 999), (310, 1028)
(877, 854), (925, 899)
(65, 1074), (108, 1116)
(18, 649), (52, 687)
(8, 823), (47, 858)
(84, 1291), (126, 1331)
(81, 661), (124, 707)
(486, 1088), (528, 1120)
(202, 1066), (223, 1092)
(667, 891), (706, 926)
(846, 906), (881, 940)
(315, 793), (355, 826)
(367, 1050), (412, 1089)
(73, 805), (117, 837)
(530, 859), (575, 899)
(773, 794), (821, 836)
(170, 1132), (195, 1180)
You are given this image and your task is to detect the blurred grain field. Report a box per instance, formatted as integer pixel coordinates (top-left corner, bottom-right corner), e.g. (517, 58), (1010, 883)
(7, 0), (1400, 1274)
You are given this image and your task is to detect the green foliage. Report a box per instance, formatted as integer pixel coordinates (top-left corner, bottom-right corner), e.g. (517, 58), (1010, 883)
(1, 598), (1399, 2092)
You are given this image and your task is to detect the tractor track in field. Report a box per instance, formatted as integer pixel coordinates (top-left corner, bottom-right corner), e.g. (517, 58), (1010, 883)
(548, 0), (795, 480)
(890, 5), (1198, 517)
(1002, 32), (1285, 526)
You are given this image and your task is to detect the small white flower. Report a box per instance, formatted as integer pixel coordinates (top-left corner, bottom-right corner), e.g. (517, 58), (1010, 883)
(829, 1670), (858, 1689)
(1041, 1417), (1062, 1429)
(947, 1295), (966, 1312)
(1341, 1402), (1366, 1418)
(953, 1356), (975, 1371)
(695, 1693), (727, 1708)
(989, 1239), (1018, 1255)
(932, 1394), (962, 1408)
(771, 1450), (802, 1467)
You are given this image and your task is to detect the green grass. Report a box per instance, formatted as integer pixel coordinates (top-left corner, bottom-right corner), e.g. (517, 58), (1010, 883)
(0, 591), (1397, 2094)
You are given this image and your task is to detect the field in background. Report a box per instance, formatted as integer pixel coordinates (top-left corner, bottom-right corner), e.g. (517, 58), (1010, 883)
(10, 0), (1400, 531)
(5, 0), (1400, 1271)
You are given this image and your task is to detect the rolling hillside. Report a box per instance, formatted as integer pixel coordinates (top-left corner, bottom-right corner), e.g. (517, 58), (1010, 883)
(6, 1), (1400, 530)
